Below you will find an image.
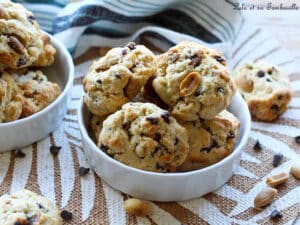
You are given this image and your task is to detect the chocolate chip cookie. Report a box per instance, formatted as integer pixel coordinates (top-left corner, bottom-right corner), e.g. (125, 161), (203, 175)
(233, 61), (292, 121)
(0, 71), (23, 122)
(83, 42), (156, 116)
(152, 41), (236, 121)
(0, 0), (43, 69)
(0, 189), (62, 225)
(98, 102), (189, 172)
(11, 69), (61, 117)
(178, 110), (240, 171)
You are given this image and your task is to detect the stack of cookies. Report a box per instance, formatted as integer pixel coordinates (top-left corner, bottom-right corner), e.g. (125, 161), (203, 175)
(0, 0), (60, 123)
(84, 41), (241, 172)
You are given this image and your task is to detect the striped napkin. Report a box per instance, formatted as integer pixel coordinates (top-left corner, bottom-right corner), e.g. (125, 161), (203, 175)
(2, 0), (298, 224)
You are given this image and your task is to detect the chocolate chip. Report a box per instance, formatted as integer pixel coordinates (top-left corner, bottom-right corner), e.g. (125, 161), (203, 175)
(270, 209), (283, 219)
(126, 42), (136, 50)
(27, 215), (38, 224)
(266, 78), (272, 82)
(256, 70), (265, 77)
(161, 112), (171, 123)
(189, 55), (202, 67)
(96, 79), (102, 84)
(79, 167), (90, 176)
(216, 87), (225, 95)
(253, 140), (262, 151)
(27, 15), (35, 23)
(15, 149), (26, 158)
(61, 210), (73, 221)
(8, 36), (25, 54)
(171, 53), (179, 63)
(278, 95), (283, 100)
(17, 57), (27, 67)
(151, 146), (160, 157)
(214, 55), (226, 65)
(100, 144), (109, 153)
(174, 137), (179, 145)
(273, 153), (283, 167)
(228, 130), (235, 139)
(271, 104), (279, 113)
(201, 139), (219, 153)
(295, 136), (300, 144)
(114, 74), (121, 79)
(50, 145), (61, 156)
(122, 48), (127, 55)
(37, 203), (45, 209)
(156, 162), (165, 170)
(154, 133), (161, 142)
(146, 117), (159, 125)
(122, 121), (130, 130)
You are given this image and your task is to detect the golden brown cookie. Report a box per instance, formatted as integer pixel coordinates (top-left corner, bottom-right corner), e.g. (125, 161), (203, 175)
(178, 110), (240, 171)
(0, 0), (43, 69)
(32, 33), (56, 67)
(152, 41), (236, 121)
(83, 42), (156, 116)
(0, 189), (62, 225)
(233, 61), (292, 121)
(0, 71), (23, 123)
(98, 102), (189, 172)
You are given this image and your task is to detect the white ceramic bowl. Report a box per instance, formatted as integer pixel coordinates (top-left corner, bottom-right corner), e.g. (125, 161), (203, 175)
(0, 34), (74, 152)
(78, 93), (251, 202)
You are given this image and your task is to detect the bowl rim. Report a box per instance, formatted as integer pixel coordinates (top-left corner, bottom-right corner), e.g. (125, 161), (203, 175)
(0, 33), (74, 128)
(78, 92), (251, 177)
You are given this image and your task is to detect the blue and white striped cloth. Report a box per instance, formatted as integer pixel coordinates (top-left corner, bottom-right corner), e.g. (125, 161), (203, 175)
(14, 0), (243, 56)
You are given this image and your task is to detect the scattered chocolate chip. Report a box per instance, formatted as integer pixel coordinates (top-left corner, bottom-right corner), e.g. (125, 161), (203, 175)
(273, 153), (283, 167)
(114, 74), (121, 79)
(214, 55), (226, 65)
(295, 136), (300, 144)
(37, 203), (45, 209)
(161, 112), (171, 123)
(271, 104), (279, 113)
(122, 48), (127, 55)
(174, 137), (179, 145)
(8, 36), (25, 54)
(146, 117), (159, 125)
(256, 70), (265, 77)
(17, 57), (27, 67)
(100, 144), (109, 153)
(194, 90), (203, 96)
(96, 79), (102, 84)
(122, 121), (130, 130)
(27, 215), (38, 224)
(228, 130), (235, 139)
(27, 15), (35, 23)
(189, 55), (202, 67)
(266, 78), (272, 82)
(201, 139), (219, 153)
(126, 42), (136, 50)
(15, 149), (26, 158)
(154, 133), (161, 142)
(253, 140), (262, 151)
(79, 167), (90, 176)
(61, 210), (73, 221)
(171, 53), (179, 63)
(50, 145), (61, 156)
(216, 87), (225, 95)
(270, 209), (283, 219)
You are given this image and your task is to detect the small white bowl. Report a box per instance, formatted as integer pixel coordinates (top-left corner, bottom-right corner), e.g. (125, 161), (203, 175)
(78, 93), (251, 202)
(0, 34), (74, 152)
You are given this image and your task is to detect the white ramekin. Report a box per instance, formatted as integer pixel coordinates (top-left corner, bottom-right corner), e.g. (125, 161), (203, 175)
(0, 34), (74, 152)
(78, 93), (251, 202)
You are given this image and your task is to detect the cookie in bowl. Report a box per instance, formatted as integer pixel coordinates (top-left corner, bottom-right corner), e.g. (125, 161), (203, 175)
(89, 114), (106, 143)
(83, 42), (156, 116)
(0, 71), (23, 123)
(152, 41), (236, 121)
(98, 102), (189, 172)
(0, 0), (44, 69)
(32, 33), (56, 67)
(178, 110), (240, 172)
(0, 189), (62, 225)
(10, 69), (61, 117)
(233, 60), (292, 121)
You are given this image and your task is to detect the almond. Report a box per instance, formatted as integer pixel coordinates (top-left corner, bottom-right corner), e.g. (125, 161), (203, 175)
(266, 172), (289, 187)
(235, 74), (253, 93)
(290, 164), (300, 180)
(8, 36), (25, 54)
(179, 72), (201, 97)
(254, 187), (277, 209)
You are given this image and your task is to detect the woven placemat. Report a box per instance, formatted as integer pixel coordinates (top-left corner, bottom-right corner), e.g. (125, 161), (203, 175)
(1, 31), (300, 224)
